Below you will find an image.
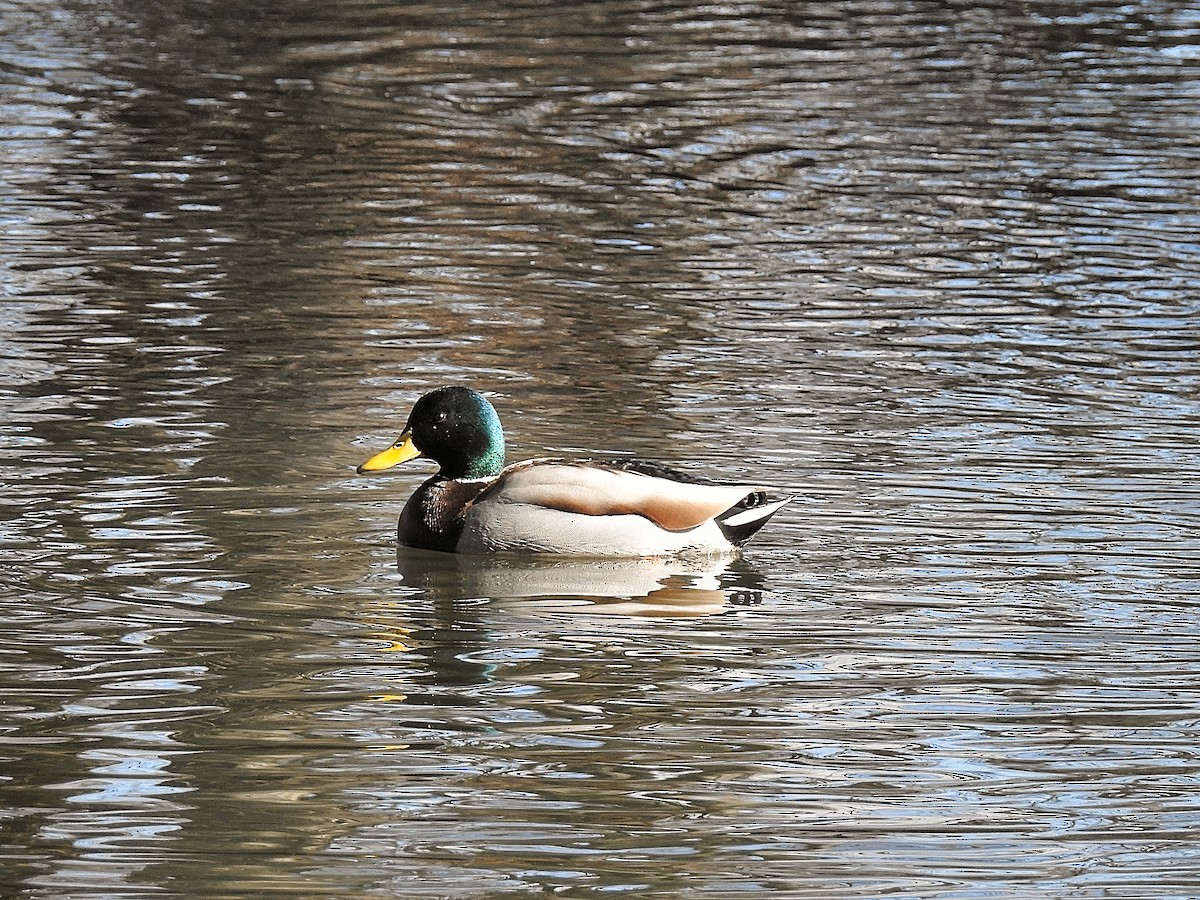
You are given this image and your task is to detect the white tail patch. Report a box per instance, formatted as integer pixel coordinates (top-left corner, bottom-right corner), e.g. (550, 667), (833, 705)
(721, 497), (792, 528)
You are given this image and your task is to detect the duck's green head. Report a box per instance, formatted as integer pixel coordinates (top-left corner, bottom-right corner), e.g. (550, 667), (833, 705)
(357, 386), (505, 480)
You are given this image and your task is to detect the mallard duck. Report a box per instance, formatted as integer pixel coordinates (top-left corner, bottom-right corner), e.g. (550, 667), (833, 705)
(357, 386), (790, 556)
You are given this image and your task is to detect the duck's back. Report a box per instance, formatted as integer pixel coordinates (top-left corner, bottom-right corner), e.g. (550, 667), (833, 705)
(457, 460), (770, 556)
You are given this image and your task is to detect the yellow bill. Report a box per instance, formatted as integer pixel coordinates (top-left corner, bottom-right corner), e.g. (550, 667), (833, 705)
(357, 430), (421, 474)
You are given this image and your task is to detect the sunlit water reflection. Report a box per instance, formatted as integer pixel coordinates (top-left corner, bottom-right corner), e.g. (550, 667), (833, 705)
(2, 0), (1199, 896)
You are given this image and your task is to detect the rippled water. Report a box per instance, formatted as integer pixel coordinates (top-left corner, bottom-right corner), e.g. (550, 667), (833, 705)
(3, 0), (1200, 896)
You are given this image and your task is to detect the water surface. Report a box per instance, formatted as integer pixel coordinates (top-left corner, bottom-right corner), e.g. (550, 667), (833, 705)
(2, 0), (1199, 896)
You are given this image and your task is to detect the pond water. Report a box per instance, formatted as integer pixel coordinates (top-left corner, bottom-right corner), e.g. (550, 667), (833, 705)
(2, 0), (1199, 896)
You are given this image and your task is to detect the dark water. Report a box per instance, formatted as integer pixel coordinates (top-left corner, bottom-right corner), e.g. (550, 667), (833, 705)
(3, 0), (1200, 896)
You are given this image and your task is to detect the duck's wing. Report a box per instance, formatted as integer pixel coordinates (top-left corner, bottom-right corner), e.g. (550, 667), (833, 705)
(474, 460), (768, 532)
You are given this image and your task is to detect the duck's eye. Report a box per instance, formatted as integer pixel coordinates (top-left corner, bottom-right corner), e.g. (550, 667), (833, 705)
(435, 411), (448, 422)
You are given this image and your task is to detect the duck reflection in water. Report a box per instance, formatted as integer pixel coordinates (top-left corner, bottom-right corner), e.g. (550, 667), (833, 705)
(395, 547), (769, 617)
